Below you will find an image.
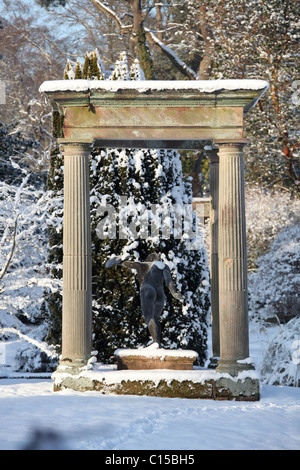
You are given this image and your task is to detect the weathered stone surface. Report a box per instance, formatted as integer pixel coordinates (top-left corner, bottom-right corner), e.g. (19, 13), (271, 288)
(115, 348), (198, 371)
(216, 142), (253, 376)
(208, 149), (220, 368)
(60, 143), (92, 367)
(116, 355), (196, 371)
(53, 371), (260, 401)
(64, 106), (244, 141)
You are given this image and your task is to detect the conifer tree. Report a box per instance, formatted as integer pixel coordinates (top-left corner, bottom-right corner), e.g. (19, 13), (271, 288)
(74, 60), (82, 79)
(63, 60), (74, 80)
(130, 59), (145, 81)
(82, 52), (90, 79)
(109, 52), (130, 81)
(88, 51), (99, 79)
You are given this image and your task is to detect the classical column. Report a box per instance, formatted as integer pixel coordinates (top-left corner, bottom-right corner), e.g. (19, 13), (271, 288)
(215, 140), (253, 376)
(207, 148), (220, 369)
(58, 141), (92, 372)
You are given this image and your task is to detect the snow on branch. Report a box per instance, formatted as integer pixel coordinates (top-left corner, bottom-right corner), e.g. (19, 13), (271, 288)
(0, 327), (58, 359)
(91, 0), (132, 33)
(0, 215), (18, 281)
(90, 0), (197, 80)
(145, 28), (198, 80)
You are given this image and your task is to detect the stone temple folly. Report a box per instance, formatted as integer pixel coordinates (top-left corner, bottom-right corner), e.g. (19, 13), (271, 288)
(40, 79), (269, 400)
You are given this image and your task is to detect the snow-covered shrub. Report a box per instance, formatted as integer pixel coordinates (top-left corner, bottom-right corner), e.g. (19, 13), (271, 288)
(0, 171), (60, 373)
(245, 186), (300, 270)
(260, 317), (300, 387)
(0, 327), (58, 374)
(248, 224), (300, 323)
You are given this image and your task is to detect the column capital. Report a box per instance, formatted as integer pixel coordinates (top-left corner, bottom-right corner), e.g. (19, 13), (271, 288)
(214, 138), (250, 150)
(57, 138), (93, 154)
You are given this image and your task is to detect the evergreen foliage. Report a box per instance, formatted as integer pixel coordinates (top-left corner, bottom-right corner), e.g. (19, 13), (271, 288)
(82, 52), (90, 79)
(43, 144), (64, 348)
(80, 50), (105, 80)
(74, 60), (82, 79)
(109, 52), (130, 81)
(0, 121), (39, 185)
(43, 112), (64, 349)
(91, 146), (210, 364)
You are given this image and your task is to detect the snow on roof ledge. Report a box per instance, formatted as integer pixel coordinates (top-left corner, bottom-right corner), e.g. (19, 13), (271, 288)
(39, 79), (269, 95)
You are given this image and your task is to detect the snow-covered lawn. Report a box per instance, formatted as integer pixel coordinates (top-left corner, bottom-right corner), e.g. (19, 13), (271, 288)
(0, 379), (299, 450)
(0, 321), (299, 450)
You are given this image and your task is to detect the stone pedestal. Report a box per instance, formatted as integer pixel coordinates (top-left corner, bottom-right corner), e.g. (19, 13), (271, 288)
(115, 348), (198, 371)
(58, 142), (93, 373)
(216, 141), (253, 376)
(52, 365), (260, 401)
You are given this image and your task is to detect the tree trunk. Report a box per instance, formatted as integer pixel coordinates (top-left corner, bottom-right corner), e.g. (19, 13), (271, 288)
(155, 3), (163, 41)
(131, 0), (155, 79)
(198, 4), (215, 79)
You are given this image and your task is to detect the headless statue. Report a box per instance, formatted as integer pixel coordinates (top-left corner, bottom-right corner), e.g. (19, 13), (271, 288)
(105, 253), (183, 346)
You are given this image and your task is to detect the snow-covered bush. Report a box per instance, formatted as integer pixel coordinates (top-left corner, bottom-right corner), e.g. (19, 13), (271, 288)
(245, 186), (300, 270)
(260, 317), (300, 387)
(248, 224), (300, 323)
(0, 170), (59, 374)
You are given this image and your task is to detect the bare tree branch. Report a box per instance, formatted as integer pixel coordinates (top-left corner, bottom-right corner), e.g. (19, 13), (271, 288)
(90, 0), (198, 79)
(90, 0), (132, 33)
(198, 4), (215, 79)
(145, 28), (198, 80)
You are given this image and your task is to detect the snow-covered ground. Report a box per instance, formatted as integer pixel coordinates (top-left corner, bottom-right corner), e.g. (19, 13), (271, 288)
(0, 323), (300, 451)
(0, 379), (299, 450)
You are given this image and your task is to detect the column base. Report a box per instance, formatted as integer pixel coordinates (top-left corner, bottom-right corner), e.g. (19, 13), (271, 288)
(216, 358), (255, 376)
(55, 357), (90, 376)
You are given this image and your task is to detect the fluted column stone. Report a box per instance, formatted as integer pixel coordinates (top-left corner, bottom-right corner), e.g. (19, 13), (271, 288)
(216, 141), (253, 376)
(207, 148), (220, 368)
(59, 142), (92, 371)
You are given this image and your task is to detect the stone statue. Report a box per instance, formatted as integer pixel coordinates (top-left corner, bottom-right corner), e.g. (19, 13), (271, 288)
(105, 253), (184, 346)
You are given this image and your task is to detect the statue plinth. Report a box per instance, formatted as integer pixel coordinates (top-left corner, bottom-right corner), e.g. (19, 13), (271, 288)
(114, 346), (198, 371)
